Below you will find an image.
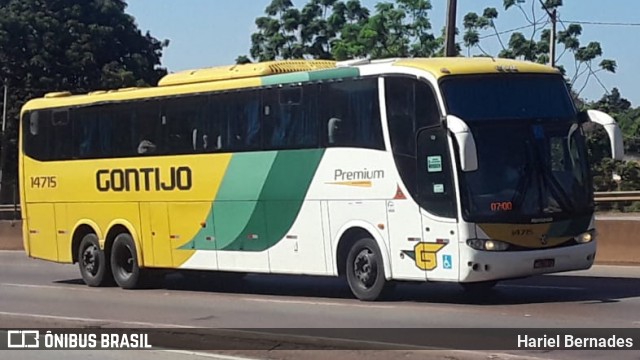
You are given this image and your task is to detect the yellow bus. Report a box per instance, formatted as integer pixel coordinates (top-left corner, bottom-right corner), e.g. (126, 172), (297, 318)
(19, 58), (624, 300)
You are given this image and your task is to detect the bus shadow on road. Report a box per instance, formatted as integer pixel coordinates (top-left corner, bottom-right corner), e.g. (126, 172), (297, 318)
(143, 271), (640, 306)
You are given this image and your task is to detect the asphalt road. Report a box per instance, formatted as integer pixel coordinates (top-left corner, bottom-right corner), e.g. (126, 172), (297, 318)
(1, 251), (640, 360)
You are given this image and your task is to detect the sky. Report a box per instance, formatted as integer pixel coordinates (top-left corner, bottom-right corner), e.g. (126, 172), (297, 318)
(125, 0), (640, 106)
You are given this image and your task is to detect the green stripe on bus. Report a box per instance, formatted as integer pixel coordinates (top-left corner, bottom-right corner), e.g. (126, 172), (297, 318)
(261, 68), (359, 86)
(262, 72), (310, 86)
(180, 150), (325, 252)
(216, 152), (278, 201)
(308, 67), (359, 81)
(221, 149), (325, 251)
(180, 152), (277, 251)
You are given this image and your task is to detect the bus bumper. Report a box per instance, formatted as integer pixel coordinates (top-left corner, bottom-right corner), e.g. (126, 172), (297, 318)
(459, 241), (597, 283)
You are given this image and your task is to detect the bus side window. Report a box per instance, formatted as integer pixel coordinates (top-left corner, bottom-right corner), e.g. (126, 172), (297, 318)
(386, 77), (441, 157)
(225, 90), (262, 152)
(51, 110), (73, 160)
(207, 95), (224, 152)
(320, 78), (384, 150)
(163, 96), (208, 155)
(417, 127), (458, 219)
(23, 110), (52, 161)
(110, 105), (136, 157)
(265, 84), (319, 150)
(135, 100), (162, 155)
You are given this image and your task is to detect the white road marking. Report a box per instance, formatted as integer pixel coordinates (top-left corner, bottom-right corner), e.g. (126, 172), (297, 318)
(1, 281), (395, 309)
(243, 297), (395, 309)
(1, 283), (96, 292)
(0, 311), (194, 328)
(498, 284), (583, 291)
(162, 350), (258, 360)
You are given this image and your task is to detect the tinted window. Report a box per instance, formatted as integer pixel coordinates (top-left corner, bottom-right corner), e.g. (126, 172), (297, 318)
(51, 110), (73, 159)
(163, 96), (208, 154)
(23, 78), (386, 161)
(417, 127), (458, 218)
(319, 78), (384, 150)
(386, 77), (440, 156)
(223, 91), (262, 151)
(70, 102), (161, 159)
(263, 84), (319, 149)
(73, 106), (114, 158)
(24, 111), (52, 161)
(441, 74), (575, 121)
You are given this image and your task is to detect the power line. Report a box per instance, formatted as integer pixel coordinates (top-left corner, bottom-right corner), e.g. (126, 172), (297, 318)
(563, 20), (640, 27)
(556, 17), (610, 95)
(478, 23), (538, 40)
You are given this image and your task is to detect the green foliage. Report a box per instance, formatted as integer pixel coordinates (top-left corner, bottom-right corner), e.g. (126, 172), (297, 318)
(586, 90), (640, 212)
(0, 0), (168, 202)
(463, 0), (616, 94)
(242, 0), (441, 62)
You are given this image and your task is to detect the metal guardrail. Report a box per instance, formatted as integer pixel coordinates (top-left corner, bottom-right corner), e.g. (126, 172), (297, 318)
(0, 192), (638, 213)
(0, 204), (18, 212)
(0, 204), (20, 220)
(0, 191), (640, 213)
(594, 191), (640, 203)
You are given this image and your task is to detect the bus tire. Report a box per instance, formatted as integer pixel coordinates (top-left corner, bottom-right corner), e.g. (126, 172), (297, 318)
(346, 237), (388, 301)
(110, 233), (144, 289)
(78, 233), (112, 287)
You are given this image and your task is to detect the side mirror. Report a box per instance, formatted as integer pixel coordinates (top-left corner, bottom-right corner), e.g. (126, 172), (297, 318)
(446, 115), (478, 172)
(585, 110), (625, 161)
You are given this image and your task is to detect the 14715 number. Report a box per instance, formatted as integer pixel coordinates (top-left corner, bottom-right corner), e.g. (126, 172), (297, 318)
(30, 176), (57, 189)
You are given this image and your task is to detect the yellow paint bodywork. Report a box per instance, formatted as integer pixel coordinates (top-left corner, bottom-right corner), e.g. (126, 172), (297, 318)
(395, 57), (559, 79)
(21, 77), (262, 114)
(478, 223), (569, 248)
(21, 153), (232, 266)
(159, 60), (336, 86)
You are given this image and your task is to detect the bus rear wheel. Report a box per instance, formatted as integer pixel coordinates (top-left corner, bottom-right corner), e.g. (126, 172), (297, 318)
(346, 237), (389, 301)
(110, 233), (145, 289)
(78, 233), (112, 287)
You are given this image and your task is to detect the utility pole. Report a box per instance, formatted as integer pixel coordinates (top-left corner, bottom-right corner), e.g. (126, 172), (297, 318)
(538, 0), (557, 67)
(549, 9), (557, 67)
(1, 83), (6, 133)
(445, 0), (457, 57)
(0, 82), (6, 196)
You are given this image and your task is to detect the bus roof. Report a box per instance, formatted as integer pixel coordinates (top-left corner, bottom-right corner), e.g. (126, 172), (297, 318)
(158, 60), (336, 86)
(22, 57), (559, 113)
(394, 57), (559, 79)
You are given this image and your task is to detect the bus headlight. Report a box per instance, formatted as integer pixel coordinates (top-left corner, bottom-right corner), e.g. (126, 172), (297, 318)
(575, 230), (595, 244)
(467, 239), (510, 251)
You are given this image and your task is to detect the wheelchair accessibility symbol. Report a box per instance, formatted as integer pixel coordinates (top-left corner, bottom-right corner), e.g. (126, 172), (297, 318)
(443, 255), (452, 270)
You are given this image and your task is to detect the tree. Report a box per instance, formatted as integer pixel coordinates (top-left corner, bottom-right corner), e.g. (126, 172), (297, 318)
(592, 88), (640, 156)
(325, 0), (371, 60)
(0, 0), (169, 202)
(587, 89), (640, 211)
(250, 0), (302, 61)
(462, 0), (616, 95)
(242, 0), (440, 62)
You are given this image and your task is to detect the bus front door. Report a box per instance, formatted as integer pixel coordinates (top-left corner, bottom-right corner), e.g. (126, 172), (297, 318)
(416, 127), (459, 282)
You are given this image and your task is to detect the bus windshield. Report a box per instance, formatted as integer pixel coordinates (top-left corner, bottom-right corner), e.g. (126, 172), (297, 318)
(440, 74), (592, 223)
(441, 74), (575, 121)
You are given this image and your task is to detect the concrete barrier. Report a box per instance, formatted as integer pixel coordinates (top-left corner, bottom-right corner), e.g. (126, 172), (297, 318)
(594, 219), (640, 265)
(1, 219), (638, 265)
(0, 220), (23, 251)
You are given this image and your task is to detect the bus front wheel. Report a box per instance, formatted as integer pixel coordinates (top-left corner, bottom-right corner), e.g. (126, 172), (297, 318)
(110, 233), (144, 289)
(78, 233), (112, 287)
(346, 237), (388, 301)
